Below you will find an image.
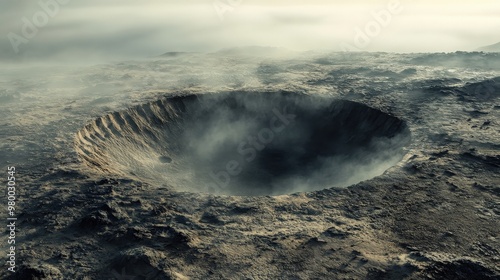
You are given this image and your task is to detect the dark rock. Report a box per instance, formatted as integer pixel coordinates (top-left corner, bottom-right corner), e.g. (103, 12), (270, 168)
(79, 211), (112, 229)
(12, 264), (62, 280)
(425, 259), (498, 280)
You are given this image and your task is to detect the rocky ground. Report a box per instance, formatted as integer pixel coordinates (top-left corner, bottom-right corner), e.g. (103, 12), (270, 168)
(0, 51), (499, 279)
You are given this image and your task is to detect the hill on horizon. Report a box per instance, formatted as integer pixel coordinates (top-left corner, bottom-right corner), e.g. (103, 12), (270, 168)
(478, 42), (500, 52)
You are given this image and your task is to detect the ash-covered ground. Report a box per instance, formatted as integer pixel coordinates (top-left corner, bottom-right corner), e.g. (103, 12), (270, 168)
(1, 50), (499, 279)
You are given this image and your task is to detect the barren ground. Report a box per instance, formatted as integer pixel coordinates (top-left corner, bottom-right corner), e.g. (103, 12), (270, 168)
(1, 51), (499, 279)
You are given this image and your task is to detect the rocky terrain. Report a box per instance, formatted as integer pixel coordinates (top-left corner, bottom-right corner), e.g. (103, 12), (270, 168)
(0, 51), (499, 279)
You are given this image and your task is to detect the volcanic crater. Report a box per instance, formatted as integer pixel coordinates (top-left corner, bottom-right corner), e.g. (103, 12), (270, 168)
(75, 92), (411, 196)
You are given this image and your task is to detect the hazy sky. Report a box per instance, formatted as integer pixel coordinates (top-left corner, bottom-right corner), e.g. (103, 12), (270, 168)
(1, 0), (499, 62)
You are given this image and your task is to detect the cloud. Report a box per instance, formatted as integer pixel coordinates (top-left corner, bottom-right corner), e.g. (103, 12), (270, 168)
(1, 0), (499, 62)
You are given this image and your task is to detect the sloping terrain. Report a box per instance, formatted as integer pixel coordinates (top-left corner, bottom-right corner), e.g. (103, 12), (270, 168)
(75, 92), (411, 196)
(478, 42), (500, 52)
(0, 51), (498, 279)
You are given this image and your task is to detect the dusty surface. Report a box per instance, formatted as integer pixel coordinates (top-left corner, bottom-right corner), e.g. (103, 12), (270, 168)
(0, 50), (499, 279)
(74, 92), (411, 196)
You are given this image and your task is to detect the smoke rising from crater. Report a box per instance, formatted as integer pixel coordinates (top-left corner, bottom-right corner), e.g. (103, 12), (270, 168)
(75, 91), (411, 196)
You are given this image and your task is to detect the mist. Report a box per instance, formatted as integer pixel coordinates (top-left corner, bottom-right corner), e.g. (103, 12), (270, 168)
(1, 0), (500, 64)
(73, 92), (412, 196)
(180, 93), (412, 196)
(1, 0), (498, 195)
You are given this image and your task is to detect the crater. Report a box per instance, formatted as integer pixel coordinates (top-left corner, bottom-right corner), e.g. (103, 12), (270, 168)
(75, 92), (411, 196)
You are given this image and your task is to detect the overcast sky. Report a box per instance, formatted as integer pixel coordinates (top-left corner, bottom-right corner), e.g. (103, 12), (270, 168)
(1, 0), (499, 62)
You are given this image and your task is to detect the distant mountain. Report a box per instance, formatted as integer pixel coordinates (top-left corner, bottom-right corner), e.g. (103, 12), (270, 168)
(156, 47), (296, 59)
(410, 52), (500, 70)
(158, 51), (197, 57)
(477, 42), (500, 52)
(213, 46), (295, 57)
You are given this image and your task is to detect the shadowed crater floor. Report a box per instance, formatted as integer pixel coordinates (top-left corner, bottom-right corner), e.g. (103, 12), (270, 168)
(75, 92), (411, 196)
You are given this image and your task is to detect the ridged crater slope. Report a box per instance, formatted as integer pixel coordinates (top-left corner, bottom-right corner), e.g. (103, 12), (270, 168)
(75, 92), (411, 196)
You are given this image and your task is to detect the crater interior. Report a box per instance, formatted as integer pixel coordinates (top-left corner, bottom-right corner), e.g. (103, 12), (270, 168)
(75, 92), (411, 196)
